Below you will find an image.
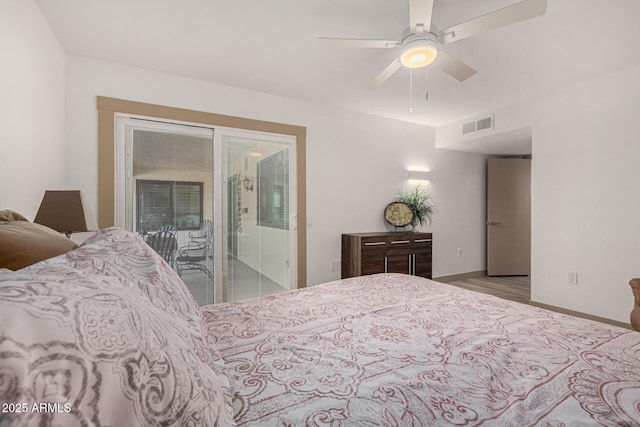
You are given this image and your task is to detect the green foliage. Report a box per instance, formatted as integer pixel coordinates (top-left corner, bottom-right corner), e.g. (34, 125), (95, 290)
(396, 184), (437, 227)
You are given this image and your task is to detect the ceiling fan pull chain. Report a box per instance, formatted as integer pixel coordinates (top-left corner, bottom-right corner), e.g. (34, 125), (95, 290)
(409, 68), (413, 114)
(425, 67), (429, 101)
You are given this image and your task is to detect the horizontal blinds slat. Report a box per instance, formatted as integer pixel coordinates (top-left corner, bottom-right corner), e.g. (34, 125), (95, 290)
(137, 180), (202, 231)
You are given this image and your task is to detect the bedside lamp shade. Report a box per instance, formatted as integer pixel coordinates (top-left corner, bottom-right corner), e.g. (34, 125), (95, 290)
(34, 190), (97, 237)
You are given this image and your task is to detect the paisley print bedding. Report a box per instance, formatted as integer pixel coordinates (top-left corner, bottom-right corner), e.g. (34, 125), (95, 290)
(1, 227), (639, 426)
(203, 274), (640, 426)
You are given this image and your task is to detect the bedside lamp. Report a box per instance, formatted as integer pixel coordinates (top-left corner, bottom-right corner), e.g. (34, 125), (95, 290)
(34, 190), (98, 238)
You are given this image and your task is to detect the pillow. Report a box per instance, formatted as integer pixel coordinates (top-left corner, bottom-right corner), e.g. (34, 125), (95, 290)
(0, 220), (78, 270)
(0, 210), (29, 222)
(19, 226), (235, 416)
(0, 268), (236, 426)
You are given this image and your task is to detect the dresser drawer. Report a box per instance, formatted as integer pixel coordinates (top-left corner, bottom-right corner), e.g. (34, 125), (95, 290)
(412, 236), (432, 248)
(360, 236), (388, 250)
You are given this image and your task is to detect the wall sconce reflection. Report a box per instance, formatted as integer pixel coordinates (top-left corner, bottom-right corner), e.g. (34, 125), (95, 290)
(242, 176), (254, 192)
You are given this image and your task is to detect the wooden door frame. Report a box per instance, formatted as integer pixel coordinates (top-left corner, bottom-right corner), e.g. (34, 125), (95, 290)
(97, 96), (307, 288)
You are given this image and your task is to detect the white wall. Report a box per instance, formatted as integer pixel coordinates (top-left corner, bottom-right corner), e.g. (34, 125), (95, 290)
(306, 111), (488, 284)
(0, 0), (66, 218)
(531, 65), (640, 323)
(65, 55), (488, 286)
(438, 64), (640, 324)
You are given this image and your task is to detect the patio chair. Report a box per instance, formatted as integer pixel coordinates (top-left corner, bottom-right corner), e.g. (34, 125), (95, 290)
(188, 219), (212, 241)
(157, 224), (177, 235)
(176, 221), (213, 281)
(147, 230), (178, 267)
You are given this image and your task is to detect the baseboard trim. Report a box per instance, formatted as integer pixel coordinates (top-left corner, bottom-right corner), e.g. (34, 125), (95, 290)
(431, 272), (631, 330)
(529, 300), (632, 330)
(433, 270), (487, 283)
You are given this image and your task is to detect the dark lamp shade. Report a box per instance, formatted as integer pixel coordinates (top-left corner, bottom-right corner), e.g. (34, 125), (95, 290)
(34, 190), (97, 234)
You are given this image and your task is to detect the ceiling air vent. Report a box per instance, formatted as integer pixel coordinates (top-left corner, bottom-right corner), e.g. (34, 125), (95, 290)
(462, 121), (476, 134)
(476, 116), (493, 131)
(462, 115), (494, 134)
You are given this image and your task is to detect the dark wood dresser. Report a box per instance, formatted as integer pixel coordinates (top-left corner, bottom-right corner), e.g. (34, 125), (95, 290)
(341, 232), (432, 279)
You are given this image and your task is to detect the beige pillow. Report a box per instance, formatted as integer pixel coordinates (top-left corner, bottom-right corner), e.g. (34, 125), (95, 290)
(0, 219), (78, 270)
(0, 210), (29, 223)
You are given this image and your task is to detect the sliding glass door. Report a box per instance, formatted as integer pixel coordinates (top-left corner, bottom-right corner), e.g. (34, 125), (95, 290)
(115, 117), (296, 305)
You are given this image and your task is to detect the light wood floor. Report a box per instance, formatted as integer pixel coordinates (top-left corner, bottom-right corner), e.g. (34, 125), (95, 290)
(439, 275), (631, 329)
(442, 275), (531, 304)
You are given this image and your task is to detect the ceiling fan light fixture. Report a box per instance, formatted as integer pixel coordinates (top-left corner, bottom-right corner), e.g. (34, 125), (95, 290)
(400, 36), (438, 68)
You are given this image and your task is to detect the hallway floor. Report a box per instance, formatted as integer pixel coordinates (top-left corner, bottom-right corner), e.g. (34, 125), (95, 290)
(180, 256), (287, 305)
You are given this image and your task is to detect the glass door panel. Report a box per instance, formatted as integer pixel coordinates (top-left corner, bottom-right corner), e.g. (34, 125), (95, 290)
(116, 117), (215, 305)
(219, 131), (296, 302)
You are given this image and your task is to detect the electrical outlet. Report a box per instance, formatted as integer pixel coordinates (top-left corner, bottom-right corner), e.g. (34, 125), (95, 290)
(457, 248), (462, 257)
(330, 260), (340, 271)
(568, 271), (578, 285)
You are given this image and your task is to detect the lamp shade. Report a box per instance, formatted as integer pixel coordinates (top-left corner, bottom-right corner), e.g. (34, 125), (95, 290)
(34, 190), (97, 235)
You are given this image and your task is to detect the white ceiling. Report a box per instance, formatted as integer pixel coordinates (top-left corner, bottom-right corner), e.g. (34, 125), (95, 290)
(36, 0), (640, 131)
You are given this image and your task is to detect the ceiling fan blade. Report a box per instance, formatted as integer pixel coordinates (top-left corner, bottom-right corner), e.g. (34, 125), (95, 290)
(318, 38), (400, 49)
(436, 0), (547, 44)
(433, 51), (477, 81)
(409, 0), (434, 33)
(366, 58), (402, 89)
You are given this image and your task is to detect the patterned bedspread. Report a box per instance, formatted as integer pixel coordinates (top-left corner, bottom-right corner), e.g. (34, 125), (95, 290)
(202, 273), (640, 426)
(2, 228), (639, 426)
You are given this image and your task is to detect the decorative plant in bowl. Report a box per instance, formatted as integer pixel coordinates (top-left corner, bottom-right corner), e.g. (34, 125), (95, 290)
(396, 184), (437, 229)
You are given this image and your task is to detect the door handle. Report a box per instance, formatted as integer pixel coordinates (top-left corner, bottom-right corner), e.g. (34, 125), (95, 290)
(486, 221), (502, 226)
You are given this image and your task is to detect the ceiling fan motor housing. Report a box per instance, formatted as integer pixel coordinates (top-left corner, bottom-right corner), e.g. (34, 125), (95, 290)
(400, 32), (439, 68)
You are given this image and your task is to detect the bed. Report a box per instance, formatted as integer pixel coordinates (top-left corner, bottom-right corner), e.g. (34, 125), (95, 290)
(1, 225), (640, 426)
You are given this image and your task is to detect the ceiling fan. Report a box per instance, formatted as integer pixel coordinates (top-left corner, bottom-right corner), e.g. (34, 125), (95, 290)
(318, 0), (547, 88)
